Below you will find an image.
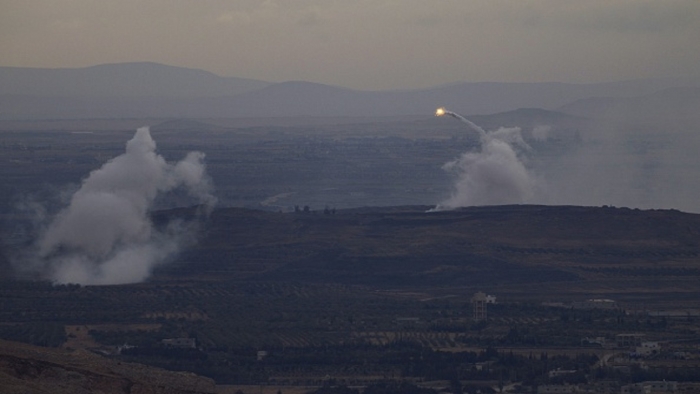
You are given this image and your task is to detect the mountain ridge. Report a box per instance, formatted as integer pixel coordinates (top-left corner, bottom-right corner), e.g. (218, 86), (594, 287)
(0, 62), (270, 98)
(1, 62), (697, 119)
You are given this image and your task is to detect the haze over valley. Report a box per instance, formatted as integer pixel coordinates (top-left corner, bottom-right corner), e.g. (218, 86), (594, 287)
(2, 63), (700, 215)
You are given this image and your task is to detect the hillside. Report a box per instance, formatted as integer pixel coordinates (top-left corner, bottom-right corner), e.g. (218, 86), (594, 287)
(157, 204), (700, 303)
(3, 204), (700, 307)
(0, 339), (216, 394)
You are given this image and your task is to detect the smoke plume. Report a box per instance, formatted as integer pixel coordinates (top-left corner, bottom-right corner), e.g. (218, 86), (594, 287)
(434, 109), (542, 210)
(22, 127), (215, 285)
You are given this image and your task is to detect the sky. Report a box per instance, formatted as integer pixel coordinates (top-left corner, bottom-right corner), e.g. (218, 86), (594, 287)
(2, 0), (700, 91)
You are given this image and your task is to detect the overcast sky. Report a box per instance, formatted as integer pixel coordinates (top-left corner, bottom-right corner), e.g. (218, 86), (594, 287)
(2, 0), (700, 90)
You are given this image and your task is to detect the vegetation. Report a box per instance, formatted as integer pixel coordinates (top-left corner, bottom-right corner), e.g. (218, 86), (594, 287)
(1, 275), (699, 390)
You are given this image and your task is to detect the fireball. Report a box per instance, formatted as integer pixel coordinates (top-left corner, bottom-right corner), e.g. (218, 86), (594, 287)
(435, 107), (446, 116)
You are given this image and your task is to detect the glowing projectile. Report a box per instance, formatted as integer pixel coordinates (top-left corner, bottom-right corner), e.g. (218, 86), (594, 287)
(434, 107), (487, 139)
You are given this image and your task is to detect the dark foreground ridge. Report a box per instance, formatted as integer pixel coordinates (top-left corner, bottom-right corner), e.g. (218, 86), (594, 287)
(0, 339), (216, 394)
(160, 204), (700, 302)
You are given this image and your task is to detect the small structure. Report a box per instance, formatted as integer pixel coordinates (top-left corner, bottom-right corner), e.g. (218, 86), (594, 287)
(472, 292), (488, 321)
(257, 350), (268, 361)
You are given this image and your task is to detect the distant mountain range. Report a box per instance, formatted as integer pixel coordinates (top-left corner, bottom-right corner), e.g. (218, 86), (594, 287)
(0, 62), (698, 120)
(0, 62), (269, 98)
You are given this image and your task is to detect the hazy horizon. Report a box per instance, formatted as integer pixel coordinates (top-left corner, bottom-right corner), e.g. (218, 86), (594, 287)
(2, 1), (700, 91)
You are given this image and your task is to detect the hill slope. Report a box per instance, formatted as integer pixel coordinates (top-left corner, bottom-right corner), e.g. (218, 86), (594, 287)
(0, 339), (216, 394)
(157, 205), (700, 301)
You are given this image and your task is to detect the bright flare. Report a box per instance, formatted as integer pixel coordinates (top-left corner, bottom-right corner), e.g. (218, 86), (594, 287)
(435, 107), (446, 117)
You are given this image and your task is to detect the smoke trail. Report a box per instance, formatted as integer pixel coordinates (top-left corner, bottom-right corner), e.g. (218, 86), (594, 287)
(22, 127), (216, 285)
(434, 108), (540, 210)
(436, 107), (487, 140)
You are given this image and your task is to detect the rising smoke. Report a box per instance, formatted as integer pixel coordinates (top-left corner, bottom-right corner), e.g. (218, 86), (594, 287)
(18, 127), (216, 285)
(433, 105), (700, 213)
(534, 123), (700, 213)
(433, 108), (542, 210)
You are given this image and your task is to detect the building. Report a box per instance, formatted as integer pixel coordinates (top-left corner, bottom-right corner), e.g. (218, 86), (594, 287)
(472, 292), (488, 321)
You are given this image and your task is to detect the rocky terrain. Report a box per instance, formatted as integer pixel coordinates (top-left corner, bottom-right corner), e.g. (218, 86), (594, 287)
(0, 339), (216, 394)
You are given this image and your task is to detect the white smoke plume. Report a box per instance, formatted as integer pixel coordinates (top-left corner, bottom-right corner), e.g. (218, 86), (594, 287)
(536, 124), (700, 212)
(25, 127), (216, 285)
(434, 108), (542, 210)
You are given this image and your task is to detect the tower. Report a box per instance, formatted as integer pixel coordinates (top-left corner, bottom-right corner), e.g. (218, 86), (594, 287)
(472, 291), (487, 321)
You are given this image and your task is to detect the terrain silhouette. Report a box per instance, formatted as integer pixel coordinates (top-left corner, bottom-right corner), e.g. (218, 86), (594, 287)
(155, 204), (700, 304)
